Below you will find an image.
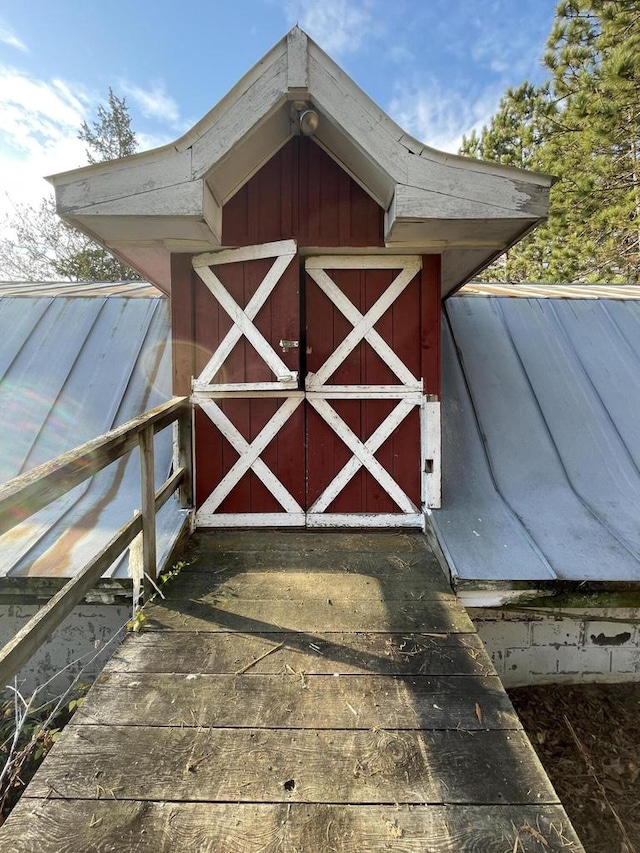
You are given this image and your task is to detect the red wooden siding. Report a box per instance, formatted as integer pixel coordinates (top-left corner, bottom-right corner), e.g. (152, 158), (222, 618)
(192, 257), (299, 385)
(305, 267), (422, 385)
(171, 139), (442, 521)
(421, 255), (441, 398)
(188, 251), (301, 514)
(171, 254), (196, 395)
(222, 137), (384, 248)
(170, 253), (301, 395)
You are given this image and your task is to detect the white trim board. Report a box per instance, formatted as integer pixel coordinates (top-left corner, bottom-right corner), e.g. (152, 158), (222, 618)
(306, 513), (424, 529)
(195, 512), (306, 528)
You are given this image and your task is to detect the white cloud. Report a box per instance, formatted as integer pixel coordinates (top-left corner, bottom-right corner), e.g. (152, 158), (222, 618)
(466, 2), (549, 83)
(0, 21), (28, 53)
(0, 68), (180, 224)
(388, 78), (503, 154)
(121, 81), (180, 125)
(0, 66), (89, 214)
(283, 0), (376, 54)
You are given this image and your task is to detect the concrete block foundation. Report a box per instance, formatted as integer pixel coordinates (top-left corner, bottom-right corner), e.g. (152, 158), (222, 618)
(472, 607), (640, 687)
(0, 603), (131, 698)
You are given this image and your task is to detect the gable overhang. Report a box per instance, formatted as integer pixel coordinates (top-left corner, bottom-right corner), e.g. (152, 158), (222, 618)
(47, 28), (553, 298)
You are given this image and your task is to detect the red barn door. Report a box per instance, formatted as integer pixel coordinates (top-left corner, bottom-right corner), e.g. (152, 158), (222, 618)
(305, 256), (424, 528)
(191, 245), (430, 528)
(192, 240), (305, 526)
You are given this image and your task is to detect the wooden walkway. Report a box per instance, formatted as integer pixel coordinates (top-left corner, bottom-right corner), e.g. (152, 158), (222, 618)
(1, 531), (584, 851)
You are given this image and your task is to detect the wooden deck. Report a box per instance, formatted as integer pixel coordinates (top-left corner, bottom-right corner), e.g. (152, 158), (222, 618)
(1, 531), (584, 851)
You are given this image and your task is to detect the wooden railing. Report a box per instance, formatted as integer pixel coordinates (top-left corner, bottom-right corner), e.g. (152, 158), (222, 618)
(0, 397), (192, 687)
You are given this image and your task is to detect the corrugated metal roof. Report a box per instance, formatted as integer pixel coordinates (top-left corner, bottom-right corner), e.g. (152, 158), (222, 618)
(432, 296), (640, 583)
(459, 282), (640, 299)
(0, 290), (185, 580)
(0, 281), (162, 298)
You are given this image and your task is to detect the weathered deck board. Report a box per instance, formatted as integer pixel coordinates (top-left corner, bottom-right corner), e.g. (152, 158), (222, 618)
(2, 801), (584, 852)
(75, 671), (520, 730)
(107, 631), (494, 676)
(188, 530), (432, 553)
(164, 568), (452, 599)
(30, 725), (554, 804)
(0, 530), (584, 851)
(144, 597), (475, 633)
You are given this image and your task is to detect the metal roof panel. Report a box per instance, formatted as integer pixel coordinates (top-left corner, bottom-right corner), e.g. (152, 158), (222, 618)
(434, 297), (640, 582)
(0, 293), (183, 580)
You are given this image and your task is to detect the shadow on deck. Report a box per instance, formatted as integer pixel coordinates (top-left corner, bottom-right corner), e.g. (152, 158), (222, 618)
(0, 530), (584, 851)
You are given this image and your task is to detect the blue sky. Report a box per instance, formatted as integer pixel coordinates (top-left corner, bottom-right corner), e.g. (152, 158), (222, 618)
(0, 0), (558, 214)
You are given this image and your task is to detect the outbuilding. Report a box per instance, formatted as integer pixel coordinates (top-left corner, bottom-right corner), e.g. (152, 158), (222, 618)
(47, 26), (552, 531)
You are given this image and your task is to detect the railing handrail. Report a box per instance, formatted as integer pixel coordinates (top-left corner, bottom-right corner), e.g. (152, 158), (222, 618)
(0, 396), (193, 688)
(0, 396), (188, 537)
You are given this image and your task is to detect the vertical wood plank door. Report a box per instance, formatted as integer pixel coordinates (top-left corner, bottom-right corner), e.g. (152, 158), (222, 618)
(305, 257), (425, 528)
(192, 241), (305, 527)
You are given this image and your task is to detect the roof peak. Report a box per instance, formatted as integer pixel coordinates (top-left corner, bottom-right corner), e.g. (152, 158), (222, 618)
(48, 28), (553, 298)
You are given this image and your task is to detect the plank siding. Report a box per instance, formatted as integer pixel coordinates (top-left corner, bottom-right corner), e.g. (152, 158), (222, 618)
(222, 137), (384, 248)
(170, 254), (196, 395)
(189, 249), (302, 514)
(194, 399), (305, 513)
(421, 255), (441, 398)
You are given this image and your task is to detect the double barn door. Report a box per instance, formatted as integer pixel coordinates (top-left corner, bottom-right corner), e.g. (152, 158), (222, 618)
(192, 240), (432, 528)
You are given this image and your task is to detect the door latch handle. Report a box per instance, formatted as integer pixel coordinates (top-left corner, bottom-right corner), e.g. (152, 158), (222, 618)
(279, 339), (299, 351)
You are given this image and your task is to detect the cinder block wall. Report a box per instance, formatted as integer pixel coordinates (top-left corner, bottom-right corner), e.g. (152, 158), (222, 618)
(471, 607), (640, 687)
(0, 604), (131, 698)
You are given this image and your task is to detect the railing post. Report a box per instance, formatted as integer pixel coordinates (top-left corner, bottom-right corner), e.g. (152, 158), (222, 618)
(0, 397), (188, 685)
(139, 424), (157, 598)
(178, 402), (193, 509)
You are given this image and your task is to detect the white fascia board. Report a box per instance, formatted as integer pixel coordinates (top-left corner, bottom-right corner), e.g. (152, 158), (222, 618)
(49, 148), (193, 213)
(175, 36), (290, 153)
(46, 34), (292, 213)
(405, 160), (551, 220)
(63, 179), (204, 218)
(306, 39), (552, 218)
(388, 183), (547, 232)
(44, 24), (553, 298)
(287, 26), (309, 89)
(191, 51), (290, 180)
(307, 48), (406, 188)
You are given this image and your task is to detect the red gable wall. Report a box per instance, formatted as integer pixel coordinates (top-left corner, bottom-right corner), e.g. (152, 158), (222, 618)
(222, 137), (384, 248)
(171, 137), (441, 398)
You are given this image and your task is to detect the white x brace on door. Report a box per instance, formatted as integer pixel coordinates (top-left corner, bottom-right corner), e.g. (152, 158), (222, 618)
(192, 240), (305, 527)
(304, 256), (429, 528)
(190, 243), (441, 527)
(192, 240), (298, 392)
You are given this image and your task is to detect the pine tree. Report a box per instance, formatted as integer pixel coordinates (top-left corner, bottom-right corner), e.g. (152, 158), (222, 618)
(0, 90), (141, 282)
(460, 83), (555, 282)
(460, 1), (640, 283)
(79, 88), (137, 164)
(544, 0), (640, 280)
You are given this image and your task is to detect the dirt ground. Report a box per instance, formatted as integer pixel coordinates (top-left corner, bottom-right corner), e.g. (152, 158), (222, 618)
(510, 683), (640, 853)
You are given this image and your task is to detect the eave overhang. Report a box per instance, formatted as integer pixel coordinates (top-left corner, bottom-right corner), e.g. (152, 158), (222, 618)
(47, 28), (553, 297)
